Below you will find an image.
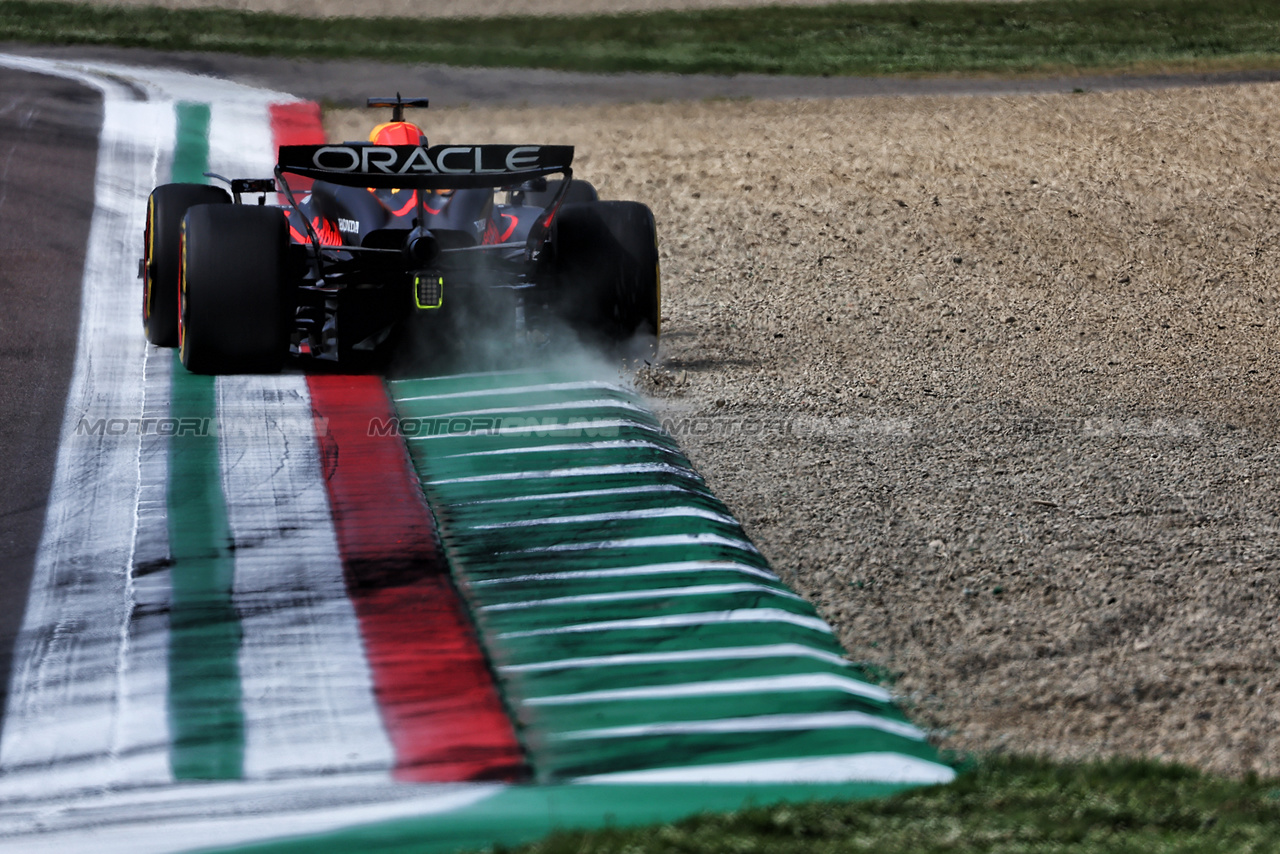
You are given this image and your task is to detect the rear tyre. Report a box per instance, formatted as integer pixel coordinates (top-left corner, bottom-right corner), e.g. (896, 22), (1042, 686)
(549, 200), (660, 355)
(142, 183), (230, 347)
(179, 205), (289, 375)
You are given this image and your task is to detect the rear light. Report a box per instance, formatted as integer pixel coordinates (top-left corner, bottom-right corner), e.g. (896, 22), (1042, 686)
(415, 275), (443, 310)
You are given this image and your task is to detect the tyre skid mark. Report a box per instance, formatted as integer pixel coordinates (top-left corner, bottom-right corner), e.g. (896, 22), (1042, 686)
(218, 374), (394, 780)
(0, 65), (165, 798)
(0, 57), (488, 852)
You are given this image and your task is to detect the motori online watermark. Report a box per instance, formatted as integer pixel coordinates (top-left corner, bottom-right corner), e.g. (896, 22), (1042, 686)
(660, 415), (913, 438)
(74, 416), (331, 437)
(368, 416), (624, 438)
(74, 413), (915, 440)
(71, 412), (1211, 442)
(366, 414), (916, 439)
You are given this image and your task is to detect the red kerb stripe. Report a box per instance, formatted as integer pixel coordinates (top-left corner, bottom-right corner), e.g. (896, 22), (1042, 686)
(308, 375), (527, 783)
(275, 104), (524, 782)
(268, 101), (324, 189)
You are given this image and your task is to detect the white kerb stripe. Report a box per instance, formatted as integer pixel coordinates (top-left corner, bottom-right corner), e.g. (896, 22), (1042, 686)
(208, 98), (275, 188)
(499, 643), (852, 672)
(555, 711), (927, 742)
(218, 375), (394, 779)
(480, 583), (801, 612)
(457, 484), (690, 506)
(416, 418), (650, 440)
(441, 439), (676, 459)
(499, 533), (759, 555)
(432, 462), (702, 485)
(472, 560), (778, 586)
(391, 366), (549, 382)
(469, 506), (737, 530)
(575, 754), (956, 785)
(497, 608), (834, 639)
(410, 398), (652, 419)
(397, 380), (625, 401)
(526, 673), (892, 706)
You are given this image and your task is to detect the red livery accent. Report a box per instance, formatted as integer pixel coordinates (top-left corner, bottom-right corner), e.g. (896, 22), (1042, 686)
(307, 375), (527, 783)
(311, 216), (343, 247)
(482, 214), (519, 246)
(389, 190), (418, 217)
(286, 216), (342, 247)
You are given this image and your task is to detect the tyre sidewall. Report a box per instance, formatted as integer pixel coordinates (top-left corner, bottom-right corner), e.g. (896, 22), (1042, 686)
(549, 200), (660, 350)
(143, 183), (229, 347)
(179, 204), (288, 374)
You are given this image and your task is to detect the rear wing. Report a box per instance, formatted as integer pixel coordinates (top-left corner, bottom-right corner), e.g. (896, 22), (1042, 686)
(276, 143), (573, 190)
(273, 143), (577, 269)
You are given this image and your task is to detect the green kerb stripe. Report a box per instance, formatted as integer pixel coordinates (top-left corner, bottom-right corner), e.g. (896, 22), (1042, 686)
(166, 101), (244, 780)
(171, 101), (210, 184)
(390, 370), (951, 784)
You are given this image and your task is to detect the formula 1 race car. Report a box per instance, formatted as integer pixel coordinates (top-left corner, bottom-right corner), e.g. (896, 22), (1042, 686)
(140, 96), (660, 374)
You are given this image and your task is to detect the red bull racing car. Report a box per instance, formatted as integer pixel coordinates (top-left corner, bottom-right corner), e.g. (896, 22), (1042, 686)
(140, 96), (660, 374)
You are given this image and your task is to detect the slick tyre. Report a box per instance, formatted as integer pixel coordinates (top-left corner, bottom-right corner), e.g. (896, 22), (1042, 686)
(142, 183), (230, 347)
(179, 205), (289, 375)
(550, 200), (660, 354)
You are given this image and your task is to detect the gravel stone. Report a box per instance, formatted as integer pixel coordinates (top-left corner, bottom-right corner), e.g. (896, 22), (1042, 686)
(328, 83), (1280, 777)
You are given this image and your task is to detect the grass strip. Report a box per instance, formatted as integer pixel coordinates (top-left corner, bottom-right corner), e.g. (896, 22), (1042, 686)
(4, 0), (1280, 77)
(202, 755), (1280, 852)
(472, 755), (1280, 853)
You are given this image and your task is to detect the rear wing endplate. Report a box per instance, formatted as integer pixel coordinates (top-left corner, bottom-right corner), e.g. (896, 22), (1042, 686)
(276, 143), (573, 190)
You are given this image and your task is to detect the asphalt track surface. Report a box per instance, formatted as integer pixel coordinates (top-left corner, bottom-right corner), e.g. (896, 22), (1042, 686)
(0, 66), (100, 712)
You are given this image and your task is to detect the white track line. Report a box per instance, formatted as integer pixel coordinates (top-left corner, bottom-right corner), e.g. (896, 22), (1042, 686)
(115, 342), (179, 796)
(0, 63), (168, 797)
(0, 776), (502, 854)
